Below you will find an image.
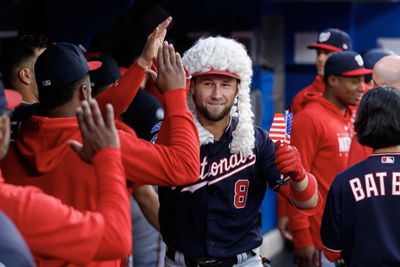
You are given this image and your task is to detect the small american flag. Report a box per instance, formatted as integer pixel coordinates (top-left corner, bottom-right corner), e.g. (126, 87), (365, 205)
(269, 110), (293, 144)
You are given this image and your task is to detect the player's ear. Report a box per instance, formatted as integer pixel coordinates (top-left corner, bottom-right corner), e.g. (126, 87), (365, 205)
(18, 67), (33, 85)
(327, 75), (338, 87)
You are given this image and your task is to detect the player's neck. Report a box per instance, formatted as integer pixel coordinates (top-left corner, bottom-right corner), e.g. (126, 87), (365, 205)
(373, 145), (400, 154)
(198, 115), (230, 140)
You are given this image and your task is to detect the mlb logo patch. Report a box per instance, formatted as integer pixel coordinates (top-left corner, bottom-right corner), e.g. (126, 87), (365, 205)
(381, 156), (395, 164)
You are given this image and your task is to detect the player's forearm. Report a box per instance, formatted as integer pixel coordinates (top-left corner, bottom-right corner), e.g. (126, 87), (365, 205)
(133, 185), (160, 230)
(290, 173), (318, 209)
(156, 88), (200, 184)
(92, 148), (132, 259)
(95, 62), (145, 117)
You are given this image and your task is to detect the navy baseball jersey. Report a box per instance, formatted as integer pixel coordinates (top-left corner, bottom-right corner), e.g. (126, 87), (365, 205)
(321, 154), (400, 267)
(0, 212), (35, 267)
(158, 118), (286, 258)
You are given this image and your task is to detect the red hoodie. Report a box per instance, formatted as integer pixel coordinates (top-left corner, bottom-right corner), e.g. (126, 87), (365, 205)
(290, 76), (325, 114)
(0, 148), (131, 266)
(288, 92), (354, 250)
(281, 78), (370, 219)
(1, 89), (200, 266)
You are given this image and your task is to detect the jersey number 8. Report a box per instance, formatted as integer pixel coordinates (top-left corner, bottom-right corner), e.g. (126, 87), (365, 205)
(234, 179), (249, 209)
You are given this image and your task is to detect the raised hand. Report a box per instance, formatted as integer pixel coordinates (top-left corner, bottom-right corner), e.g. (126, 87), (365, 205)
(137, 16), (172, 69)
(69, 99), (119, 163)
(155, 41), (186, 93)
(275, 141), (306, 182)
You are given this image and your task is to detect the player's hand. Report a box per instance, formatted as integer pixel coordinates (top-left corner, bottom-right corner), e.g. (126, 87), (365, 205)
(155, 42), (185, 93)
(278, 217), (293, 241)
(275, 141), (306, 182)
(137, 17), (172, 69)
(294, 246), (319, 267)
(69, 99), (120, 163)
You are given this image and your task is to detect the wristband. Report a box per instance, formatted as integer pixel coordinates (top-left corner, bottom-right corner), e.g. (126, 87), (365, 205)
(291, 173), (317, 202)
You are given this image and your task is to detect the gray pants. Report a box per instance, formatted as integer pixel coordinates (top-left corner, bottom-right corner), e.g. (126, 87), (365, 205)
(164, 248), (263, 267)
(129, 197), (165, 267)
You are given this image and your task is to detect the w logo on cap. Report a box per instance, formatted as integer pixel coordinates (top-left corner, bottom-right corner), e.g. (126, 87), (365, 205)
(319, 32), (331, 43)
(355, 55), (364, 66)
(42, 80), (51, 86)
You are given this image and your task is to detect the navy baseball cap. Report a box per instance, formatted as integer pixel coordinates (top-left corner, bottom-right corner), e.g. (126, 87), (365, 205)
(362, 48), (395, 82)
(324, 51), (373, 77)
(362, 48), (396, 69)
(89, 54), (121, 96)
(308, 28), (352, 52)
(0, 80), (22, 115)
(35, 42), (102, 92)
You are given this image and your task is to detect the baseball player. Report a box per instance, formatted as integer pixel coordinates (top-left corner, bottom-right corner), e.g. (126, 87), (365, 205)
(0, 80), (132, 263)
(321, 86), (400, 267)
(290, 28), (352, 114)
(347, 54), (400, 167)
(288, 51), (372, 267)
(361, 48), (395, 87)
(278, 29), (352, 240)
(1, 40), (199, 266)
(155, 36), (321, 267)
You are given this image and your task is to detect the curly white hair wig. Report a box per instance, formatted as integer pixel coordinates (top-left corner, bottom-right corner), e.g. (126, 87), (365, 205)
(182, 36), (255, 156)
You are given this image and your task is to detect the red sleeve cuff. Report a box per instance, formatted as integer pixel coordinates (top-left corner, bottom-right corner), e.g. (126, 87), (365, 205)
(323, 247), (342, 262)
(295, 191), (323, 217)
(163, 88), (189, 117)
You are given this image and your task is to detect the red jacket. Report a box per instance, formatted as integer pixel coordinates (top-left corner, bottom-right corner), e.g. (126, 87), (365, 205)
(290, 76), (325, 114)
(289, 92), (354, 250)
(1, 89), (199, 266)
(0, 148), (131, 266)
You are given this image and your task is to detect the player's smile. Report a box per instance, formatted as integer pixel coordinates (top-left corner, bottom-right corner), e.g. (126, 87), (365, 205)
(191, 74), (239, 122)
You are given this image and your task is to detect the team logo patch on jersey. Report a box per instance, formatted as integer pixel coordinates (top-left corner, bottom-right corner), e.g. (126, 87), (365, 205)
(151, 121), (162, 134)
(381, 156), (395, 164)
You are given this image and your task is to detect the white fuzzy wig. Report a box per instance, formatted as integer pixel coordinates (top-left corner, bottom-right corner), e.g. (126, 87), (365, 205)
(182, 36), (255, 156)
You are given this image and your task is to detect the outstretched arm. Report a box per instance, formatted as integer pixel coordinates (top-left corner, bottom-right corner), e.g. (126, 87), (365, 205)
(275, 141), (319, 209)
(120, 42), (200, 187)
(95, 17), (172, 117)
